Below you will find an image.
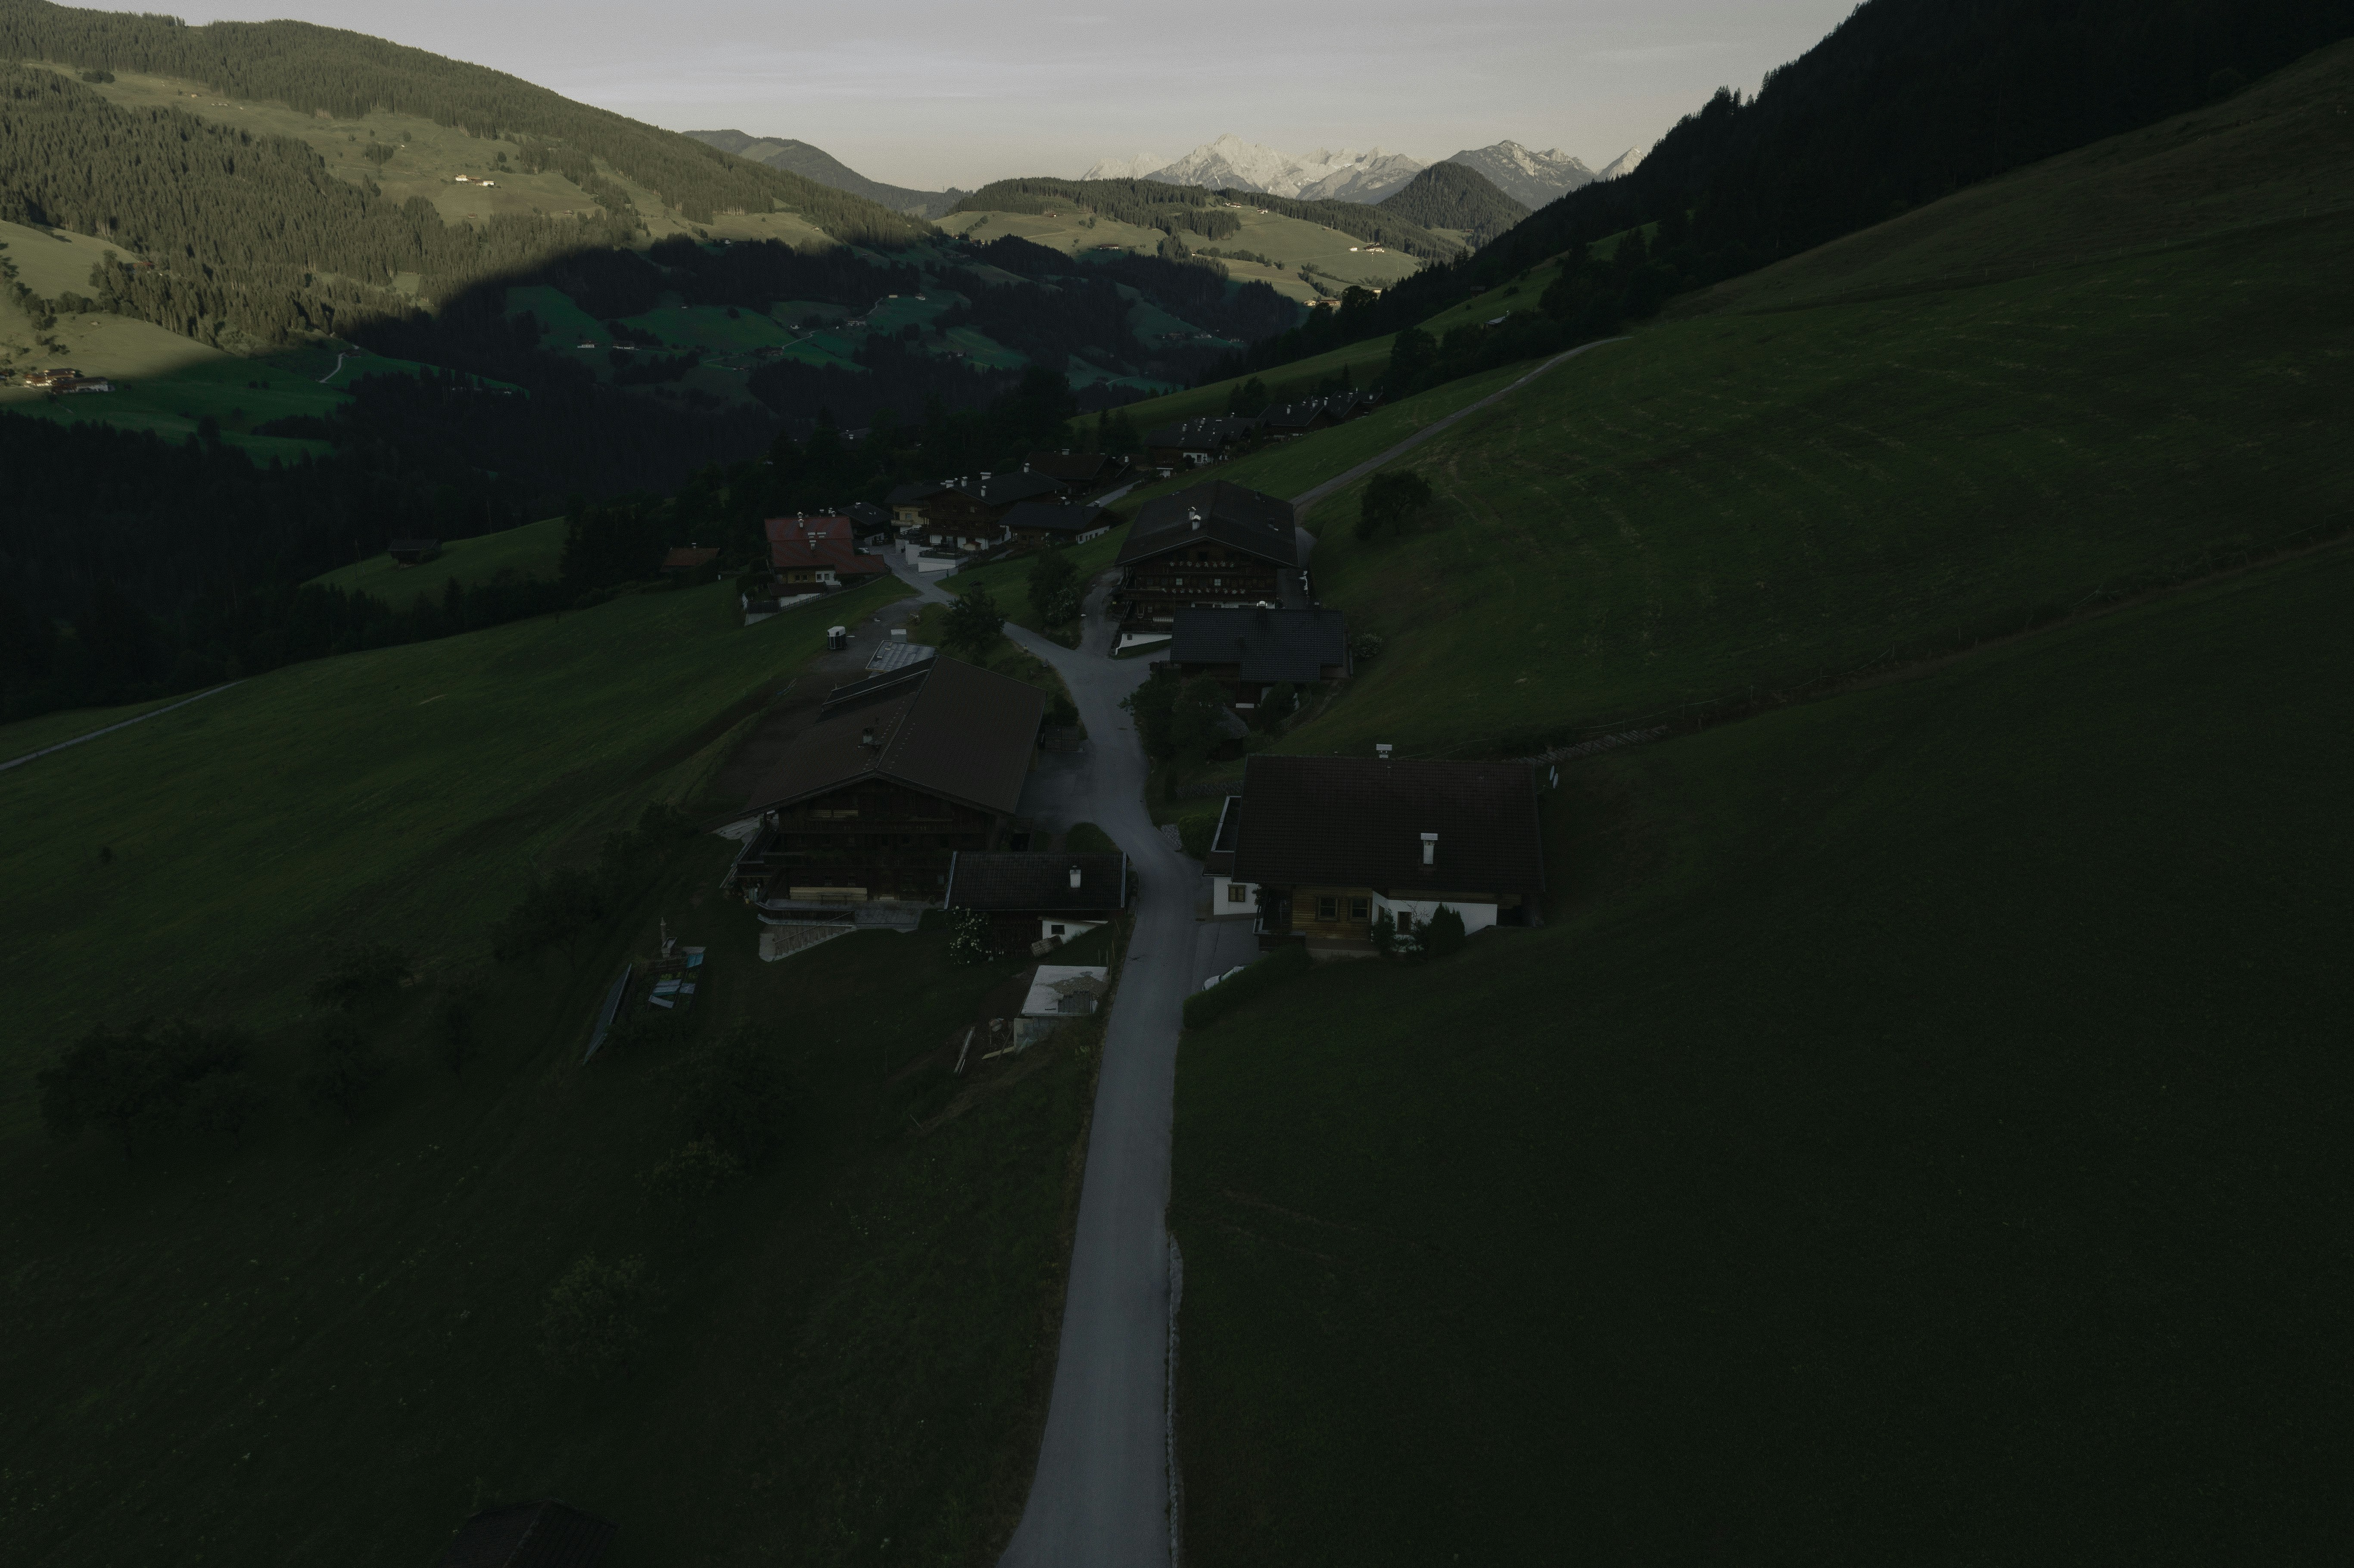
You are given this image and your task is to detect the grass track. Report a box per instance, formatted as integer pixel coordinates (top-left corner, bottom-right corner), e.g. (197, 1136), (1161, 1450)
(1173, 546), (2354, 1563)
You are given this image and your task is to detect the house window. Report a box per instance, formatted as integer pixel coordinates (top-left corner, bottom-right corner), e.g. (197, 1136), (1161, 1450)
(1350, 897), (1370, 921)
(1316, 896), (1339, 921)
(1049, 924), (1066, 936)
(1396, 911), (1415, 933)
(1227, 884), (1249, 904)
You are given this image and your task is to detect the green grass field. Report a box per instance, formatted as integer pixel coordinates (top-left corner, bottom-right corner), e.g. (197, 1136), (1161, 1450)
(0, 564), (1146, 1564)
(307, 515), (568, 600)
(1277, 195), (2351, 757)
(1173, 545), (2352, 1563)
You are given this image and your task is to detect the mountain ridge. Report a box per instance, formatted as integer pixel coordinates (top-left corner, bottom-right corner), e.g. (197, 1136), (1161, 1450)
(683, 129), (966, 219)
(1440, 140), (1594, 207)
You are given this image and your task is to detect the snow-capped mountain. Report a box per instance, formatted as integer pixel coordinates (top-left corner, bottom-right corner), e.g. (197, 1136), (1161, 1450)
(1080, 152), (1172, 181)
(1595, 144), (1649, 182)
(1442, 141), (1595, 209)
(1092, 135), (1427, 200)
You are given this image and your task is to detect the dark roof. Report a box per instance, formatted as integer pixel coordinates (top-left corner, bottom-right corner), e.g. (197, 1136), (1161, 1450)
(1258, 397), (1338, 432)
(1025, 451), (1125, 487)
(662, 546), (721, 570)
(843, 501), (893, 532)
(944, 852), (1130, 912)
(886, 481), (946, 505)
(745, 657), (1045, 818)
(765, 514), (852, 545)
(1119, 481), (1296, 568)
(1231, 756), (1544, 896)
(436, 1501), (616, 1568)
(1003, 501), (1107, 536)
(1143, 415), (1258, 451)
(1168, 608), (1348, 683)
(948, 471), (1067, 506)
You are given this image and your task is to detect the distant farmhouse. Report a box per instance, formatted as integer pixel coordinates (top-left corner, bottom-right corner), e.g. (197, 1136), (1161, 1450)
(1004, 501), (1112, 548)
(724, 658), (1046, 910)
(1112, 480), (1301, 632)
(763, 515), (888, 592)
(1024, 448), (1136, 493)
(1166, 606), (1349, 709)
(1222, 756), (1545, 953)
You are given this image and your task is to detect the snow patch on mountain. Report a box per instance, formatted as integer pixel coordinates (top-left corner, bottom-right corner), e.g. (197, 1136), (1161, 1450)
(1099, 135), (1428, 199)
(1441, 141), (1596, 208)
(1080, 152), (1173, 181)
(1595, 144), (1649, 182)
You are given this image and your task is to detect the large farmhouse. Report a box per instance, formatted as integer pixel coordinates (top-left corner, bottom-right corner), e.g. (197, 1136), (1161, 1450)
(725, 659), (1046, 908)
(1228, 756), (1545, 953)
(1112, 481), (1299, 631)
(944, 850), (1130, 954)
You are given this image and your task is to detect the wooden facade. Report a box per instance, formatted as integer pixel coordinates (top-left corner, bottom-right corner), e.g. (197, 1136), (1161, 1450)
(737, 779), (1002, 902)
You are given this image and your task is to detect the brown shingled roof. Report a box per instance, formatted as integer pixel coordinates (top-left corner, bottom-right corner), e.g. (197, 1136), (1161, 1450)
(1231, 756), (1544, 895)
(944, 852), (1130, 912)
(743, 657), (1045, 817)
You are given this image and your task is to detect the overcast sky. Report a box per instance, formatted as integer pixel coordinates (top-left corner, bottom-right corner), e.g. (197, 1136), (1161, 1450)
(164, 0), (1856, 190)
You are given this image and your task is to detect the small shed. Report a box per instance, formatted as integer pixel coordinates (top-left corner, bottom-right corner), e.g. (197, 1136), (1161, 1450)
(1021, 965), (1111, 1017)
(434, 1500), (617, 1567)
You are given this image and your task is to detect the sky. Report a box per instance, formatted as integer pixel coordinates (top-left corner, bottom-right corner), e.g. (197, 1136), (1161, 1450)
(162, 0), (1859, 191)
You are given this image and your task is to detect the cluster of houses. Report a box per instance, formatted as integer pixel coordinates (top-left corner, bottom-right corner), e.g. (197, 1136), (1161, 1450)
(883, 450), (1134, 568)
(450, 174), (500, 187)
(1143, 388), (1382, 472)
(6, 366), (112, 394)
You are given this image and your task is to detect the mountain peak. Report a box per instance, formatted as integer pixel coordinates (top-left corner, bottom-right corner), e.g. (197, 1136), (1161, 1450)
(1442, 141), (1597, 208)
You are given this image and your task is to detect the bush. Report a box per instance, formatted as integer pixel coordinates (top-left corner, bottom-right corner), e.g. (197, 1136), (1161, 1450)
(679, 1034), (795, 1164)
(492, 802), (693, 963)
(540, 1254), (652, 1377)
(943, 586), (1006, 656)
(1183, 941), (1313, 1030)
(308, 943), (413, 1011)
(1357, 470), (1433, 542)
(1424, 904), (1467, 958)
(946, 905), (995, 965)
(1065, 821), (1118, 854)
(298, 1017), (390, 1121)
(37, 1018), (262, 1155)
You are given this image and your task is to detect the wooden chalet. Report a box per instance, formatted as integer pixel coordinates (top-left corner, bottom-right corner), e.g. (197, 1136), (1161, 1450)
(886, 481), (944, 529)
(923, 471), (1072, 548)
(1166, 607), (1349, 707)
(1112, 481), (1298, 631)
(944, 850), (1130, 953)
(1003, 501), (1112, 548)
(434, 1499), (616, 1567)
(1230, 756), (1544, 954)
(726, 658), (1047, 908)
(842, 501), (897, 545)
(1143, 415), (1258, 471)
(1024, 449), (1135, 493)
(765, 515), (884, 590)
(661, 545), (721, 577)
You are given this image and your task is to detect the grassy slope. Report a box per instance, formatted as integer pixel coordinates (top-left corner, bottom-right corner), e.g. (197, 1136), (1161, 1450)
(1278, 93), (2353, 754)
(0, 567), (1136, 1565)
(0, 579), (898, 1103)
(307, 515), (567, 598)
(1081, 258), (1567, 437)
(1172, 547), (2352, 1563)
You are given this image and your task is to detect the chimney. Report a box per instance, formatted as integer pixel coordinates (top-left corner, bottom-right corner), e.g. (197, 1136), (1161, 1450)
(1420, 831), (1438, 867)
(1376, 743), (1393, 760)
(1068, 865), (1083, 889)
(861, 727), (878, 748)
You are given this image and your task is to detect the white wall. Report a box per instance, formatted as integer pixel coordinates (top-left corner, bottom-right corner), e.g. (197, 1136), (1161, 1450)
(1212, 877), (1259, 915)
(1373, 893), (1498, 936)
(1041, 917), (1106, 942)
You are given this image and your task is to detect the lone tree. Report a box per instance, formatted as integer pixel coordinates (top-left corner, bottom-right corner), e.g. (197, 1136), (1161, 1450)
(39, 1018), (263, 1157)
(942, 586), (1005, 658)
(1027, 549), (1078, 622)
(1357, 470), (1434, 542)
(1123, 668), (1232, 788)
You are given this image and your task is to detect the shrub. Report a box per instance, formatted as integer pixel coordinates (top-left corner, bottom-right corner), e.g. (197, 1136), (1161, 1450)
(308, 943), (413, 1011)
(1369, 907), (1396, 955)
(943, 586), (1005, 656)
(1356, 470), (1433, 542)
(1183, 941), (1313, 1030)
(679, 1034), (795, 1165)
(1027, 549), (1077, 616)
(38, 1018), (262, 1155)
(539, 1254), (652, 1377)
(298, 1017), (390, 1121)
(946, 905), (995, 965)
(1424, 904), (1467, 958)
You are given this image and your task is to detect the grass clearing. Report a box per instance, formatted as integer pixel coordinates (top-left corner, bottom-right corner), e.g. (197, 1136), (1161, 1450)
(0, 578), (903, 1104)
(0, 560), (1125, 1564)
(1281, 201), (2353, 757)
(307, 515), (568, 599)
(1173, 546), (2353, 1563)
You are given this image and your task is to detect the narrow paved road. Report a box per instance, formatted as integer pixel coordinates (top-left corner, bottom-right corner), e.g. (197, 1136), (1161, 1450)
(941, 340), (1627, 1564)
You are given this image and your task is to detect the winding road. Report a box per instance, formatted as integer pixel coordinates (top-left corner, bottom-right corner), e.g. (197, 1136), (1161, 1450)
(908, 333), (1627, 1565)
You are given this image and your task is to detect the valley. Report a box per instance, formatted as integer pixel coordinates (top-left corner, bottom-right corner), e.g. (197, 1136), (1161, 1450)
(2, 1), (2348, 1564)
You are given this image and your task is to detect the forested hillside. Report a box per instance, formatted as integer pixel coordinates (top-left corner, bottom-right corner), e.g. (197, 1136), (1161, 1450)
(1376, 163), (1529, 246)
(1230, 0), (2354, 375)
(0, 0), (927, 243)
